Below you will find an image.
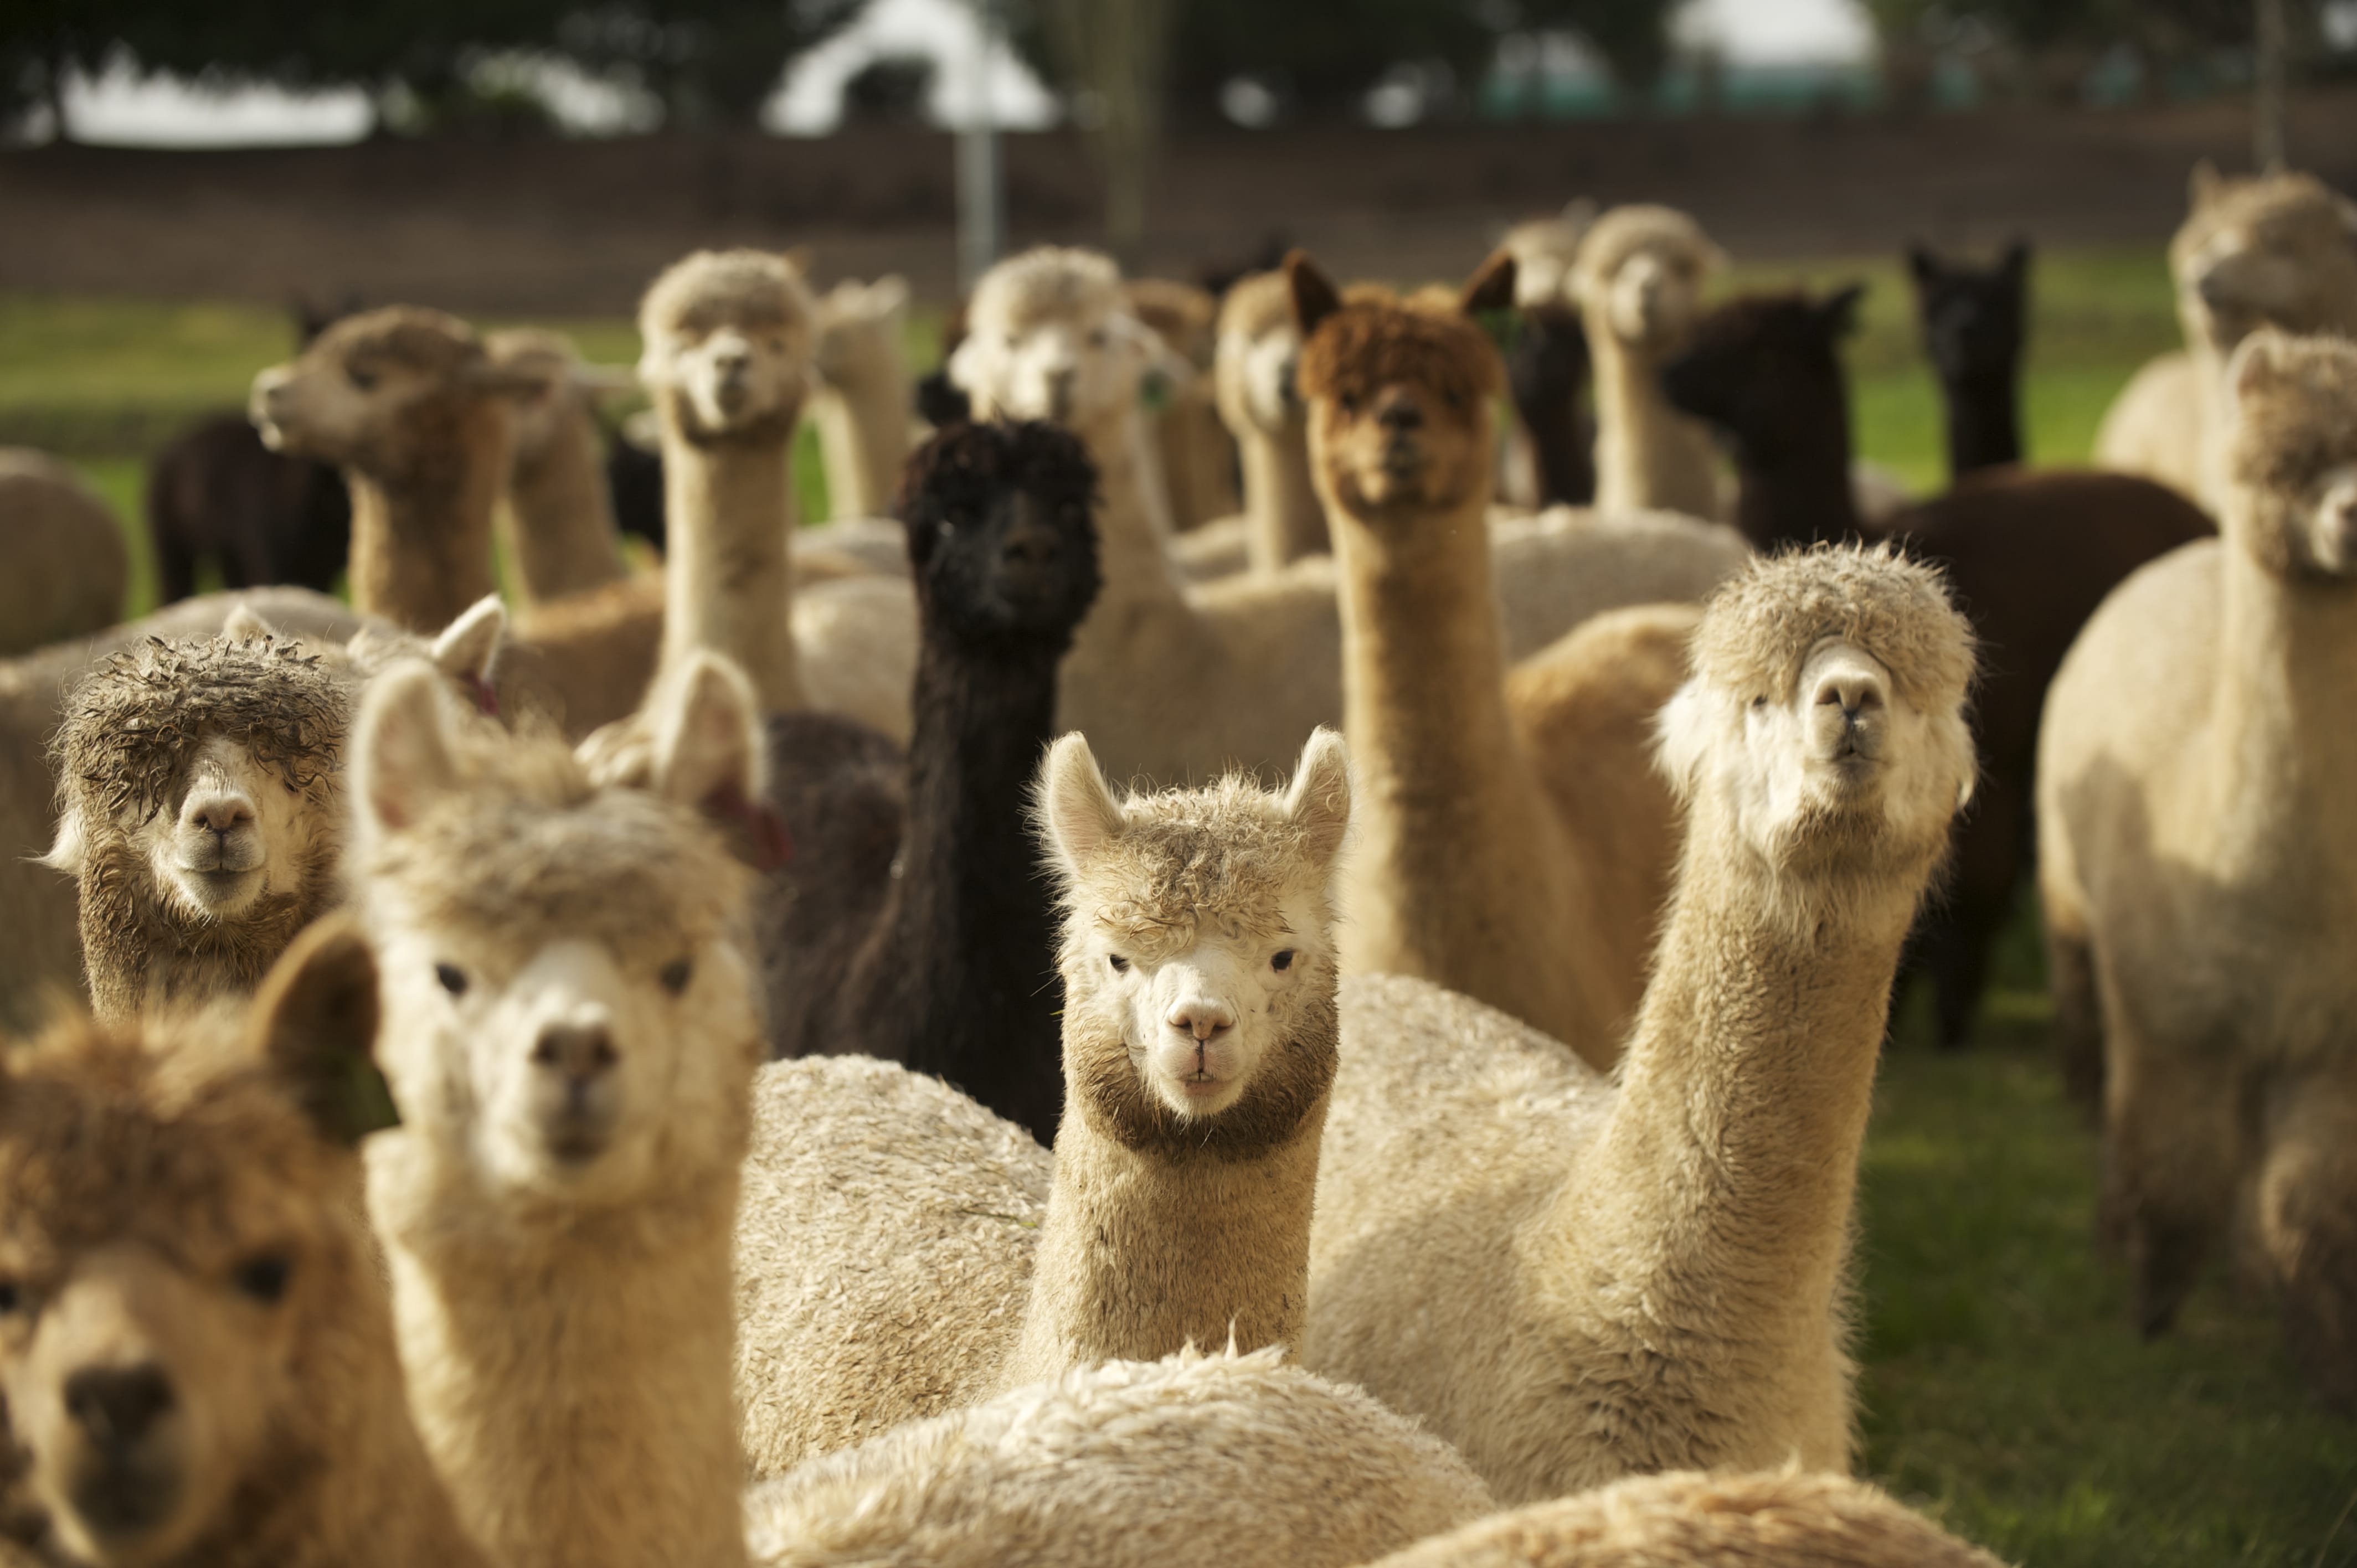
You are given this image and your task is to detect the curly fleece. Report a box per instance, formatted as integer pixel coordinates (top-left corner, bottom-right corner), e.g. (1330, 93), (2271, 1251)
(1691, 543), (1977, 714)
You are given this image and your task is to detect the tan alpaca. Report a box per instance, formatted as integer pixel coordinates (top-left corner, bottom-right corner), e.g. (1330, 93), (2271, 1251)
(2094, 163), (2357, 508)
(743, 1347), (1493, 1568)
(731, 730), (1351, 1476)
(483, 327), (634, 604)
(0, 448), (128, 657)
(1293, 249), (1692, 1065)
(1573, 204), (1728, 520)
(2039, 330), (2357, 1405)
(351, 654), (769, 1568)
(1365, 1467), (2006, 1568)
(1167, 270), (1330, 581)
(1306, 545), (1979, 1504)
(40, 599), (503, 1025)
(809, 274), (916, 523)
(1126, 276), (1241, 534)
(0, 920), (492, 1568)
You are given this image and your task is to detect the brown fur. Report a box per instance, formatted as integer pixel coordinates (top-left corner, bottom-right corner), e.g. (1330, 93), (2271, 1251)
(0, 451), (127, 658)
(1126, 277), (1239, 532)
(483, 328), (631, 605)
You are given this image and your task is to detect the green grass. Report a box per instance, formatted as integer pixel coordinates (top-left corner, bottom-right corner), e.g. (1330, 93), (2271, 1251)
(5, 259), (2349, 1564)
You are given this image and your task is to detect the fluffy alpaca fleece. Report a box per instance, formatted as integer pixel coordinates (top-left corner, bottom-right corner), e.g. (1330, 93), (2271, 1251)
(1363, 1467), (2006, 1568)
(483, 328), (633, 604)
(2094, 163), (2357, 507)
(1572, 204), (1728, 519)
(351, 654), (766, 1568)
(2039, 331), (2357, 1405)
(1306, 545), (1978, 1505)
(742, 1347), (1493, 1568)
(730, 731), (1351, 1477)
(0, 922), (492, 1568)
(0, 449), (128, 657)
(1292, 249), (1689, 1064)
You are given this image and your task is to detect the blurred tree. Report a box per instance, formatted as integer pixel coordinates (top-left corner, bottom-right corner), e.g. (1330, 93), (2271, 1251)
(558, 0), (868, 127)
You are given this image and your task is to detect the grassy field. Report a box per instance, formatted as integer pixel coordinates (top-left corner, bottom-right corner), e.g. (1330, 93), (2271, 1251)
(6, 251), (2355, 1565)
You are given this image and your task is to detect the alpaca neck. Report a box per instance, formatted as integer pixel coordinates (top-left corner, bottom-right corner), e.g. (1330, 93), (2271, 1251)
(344, 419), (506, 635)
(1727, 386), (1865, 553)
(1239, 421), (1328, 570)
(1550, 806), (1919, 1403)
(810, 374), (910, 522)
(1939, 365), (2023, 479)
(1589, 323), (1719, 518)
(1065, 408), (1192, 665)
(660, 417), (803, 712)
(871, 625), (1067, 1137)
(997, 1003), (1334, 1389)
(1526, 384), (1596, 507)
(369, 1135), (748, 1568)
(505, 408), (629, 603)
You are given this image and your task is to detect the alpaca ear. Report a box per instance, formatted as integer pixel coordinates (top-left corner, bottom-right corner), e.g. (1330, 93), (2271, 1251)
(1651, 679), (1715, 804)
(1281, 727), (1352, 873)
(465, 359), (557, 399)
(38, 805), (86, 876)
(353, 662), (462, 835)
(1560, 196), (1598, 233)
(250, 914), (395, 1147)
(2227, 329), (2287, 407)
(1036, 731), (1124, 871)
(430, 594), (506, 710)
(1821, 284), (1869, 338)
(223, 601), (280, 643)
(1286, 251), (1344, 338)
(647, 652), (765, 822)
(2189, 159), (2224, 209)
(1460, 249), (1518, 317)
(779, 246), (815, 278)
(2000, 239), (2032, 281)
(1905, 245), (1937, 286)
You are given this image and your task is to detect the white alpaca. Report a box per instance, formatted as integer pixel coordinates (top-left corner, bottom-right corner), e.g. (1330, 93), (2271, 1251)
(1305, 544), (1979, 1505)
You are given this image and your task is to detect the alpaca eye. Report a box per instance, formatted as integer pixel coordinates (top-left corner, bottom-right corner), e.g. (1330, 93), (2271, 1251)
(1751, 695), (1768, 710)
(1108, 954), (1129, 973)
(660, 958), (694, 996)
(0, 1281), (20, 1314)
(347, 365), (378, 392)
(435, 962), (469, 997)
(234, 1255), (292, 1304)
(1271, 950), (1295, 972)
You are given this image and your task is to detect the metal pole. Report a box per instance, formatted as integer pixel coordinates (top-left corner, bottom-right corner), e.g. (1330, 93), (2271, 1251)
(957, 0), (1006, 289)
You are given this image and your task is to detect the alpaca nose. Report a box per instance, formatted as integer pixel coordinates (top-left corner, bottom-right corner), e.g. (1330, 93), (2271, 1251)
(1044, 366), (1077, 421)
(532, 1022), (619, 1085)
(1165, 996), (1236, 1042)
(1375, 390), (1424, 432)
(183, 792), (254, 838)
(1813, 662), (1887, 722)
(64, 1365), (176, 1456)
(1001, 519), (1059, 571)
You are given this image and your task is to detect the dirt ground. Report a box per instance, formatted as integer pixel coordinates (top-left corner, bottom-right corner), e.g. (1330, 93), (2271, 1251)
(3, 89), (2353, 312)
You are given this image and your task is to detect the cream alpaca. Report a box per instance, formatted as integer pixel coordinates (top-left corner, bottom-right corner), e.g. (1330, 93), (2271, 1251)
(0, 921), (491, 1568)
(2094, 163), (2357, 507)
(1170, 269), (1328, 579)
(2039, 330), (2357, 1405)
(732, 730), (1351, 1476)
(1294, 248), (1692, 1063)
(1573, 204), (1728, 519)
(352, 654), (767, 1568)
(1306, 544), (1978, 1504)
(743, 1347), (1491, 1568)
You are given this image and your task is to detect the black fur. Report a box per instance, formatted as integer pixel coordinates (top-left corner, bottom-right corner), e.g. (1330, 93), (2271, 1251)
(1910, 241), (2031, 479)
(1505, 303), (1597, 507)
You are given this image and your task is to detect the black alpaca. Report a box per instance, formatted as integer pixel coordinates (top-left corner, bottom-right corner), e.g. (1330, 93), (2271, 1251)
(764, 421), (1100, 1144)
(1505, 303), (1598, 507)
(1661, 288), (2210, 1051)
(1909, 241), (2030, 480)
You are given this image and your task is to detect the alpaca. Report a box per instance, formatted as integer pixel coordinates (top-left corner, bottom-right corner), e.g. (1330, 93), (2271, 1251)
(809, 274), (915, 523)
(483, 327), (634, 604)
(0, 919), (492, 1568)
(732, 728), (1351, 1474)
(0, 450), (129, 658)
(39, 599), (503, 1025)
(1571, 204), (1727, 520)
(1125, 276), (1239, 534)
(1305, 544), (1979, 1504)
(1364, 1467), (2005, 1568)
(2037, 330), (2357, 1406)
(2094, 163), (2357, 507)
(1908, 241), (2030, 479)
(1191, 269), (1331, 576)
(742, 1347), (1493, 1568)
(1502, 200), (1600, 509)
(350, 652), (768, 1568)
(1289, 249), (1690, 1065)
(145, 415), (350, 605)
(0, 588), (367, 1035)
(763, 422), (1099, 1144)
(1661, 287), (2211, 1049)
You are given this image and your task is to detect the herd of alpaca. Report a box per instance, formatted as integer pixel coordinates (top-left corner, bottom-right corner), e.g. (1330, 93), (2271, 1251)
(1, 160), (2353, 1568)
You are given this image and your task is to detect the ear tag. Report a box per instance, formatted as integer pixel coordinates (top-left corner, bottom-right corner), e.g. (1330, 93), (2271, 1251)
(1141, 368), (1175, 414)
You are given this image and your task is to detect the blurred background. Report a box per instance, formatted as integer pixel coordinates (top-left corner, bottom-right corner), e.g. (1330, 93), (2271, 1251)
(4, 1), (2357, 1562)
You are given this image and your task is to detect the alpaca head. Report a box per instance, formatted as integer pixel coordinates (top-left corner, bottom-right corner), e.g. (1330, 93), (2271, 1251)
(1501, 197), (1598, 312)
(1658, 545), (1976, 910)
(351, 654), (764, 1210)
(814, 275), (912, 396)
(1570, 204), (1727, 353)
(1289, 249), (1514, 524)
(485, 327), (633, 475)
(1036, 730), (1349, 1141)
(2173, 163), (2357, 354)
(1907, 241), (2029, 386)
(638, 249), (818, 446)
(1213, 272), (1306, 442)
(0, 921), (389, 1566)
(1660, 287), (1864, 472)
(250, 306), (539, 484)
(2218, 330), (2357, 580)
(896, 421), (1103, 652)
(950, 248), (1166, 439)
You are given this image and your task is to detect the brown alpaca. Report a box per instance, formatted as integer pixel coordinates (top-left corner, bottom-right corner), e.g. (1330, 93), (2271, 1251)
(1306, 545), (1978, 1504)
(1292, 248), (1691, 1066)
(1572, 204), (1727, 520)
(0, 920), (491, 1568)
(483, 328), (634, 604)
(731, 730), (1351, 1476)
(2039, 330), (2357, 1405)
(0, 448), (128, 657)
